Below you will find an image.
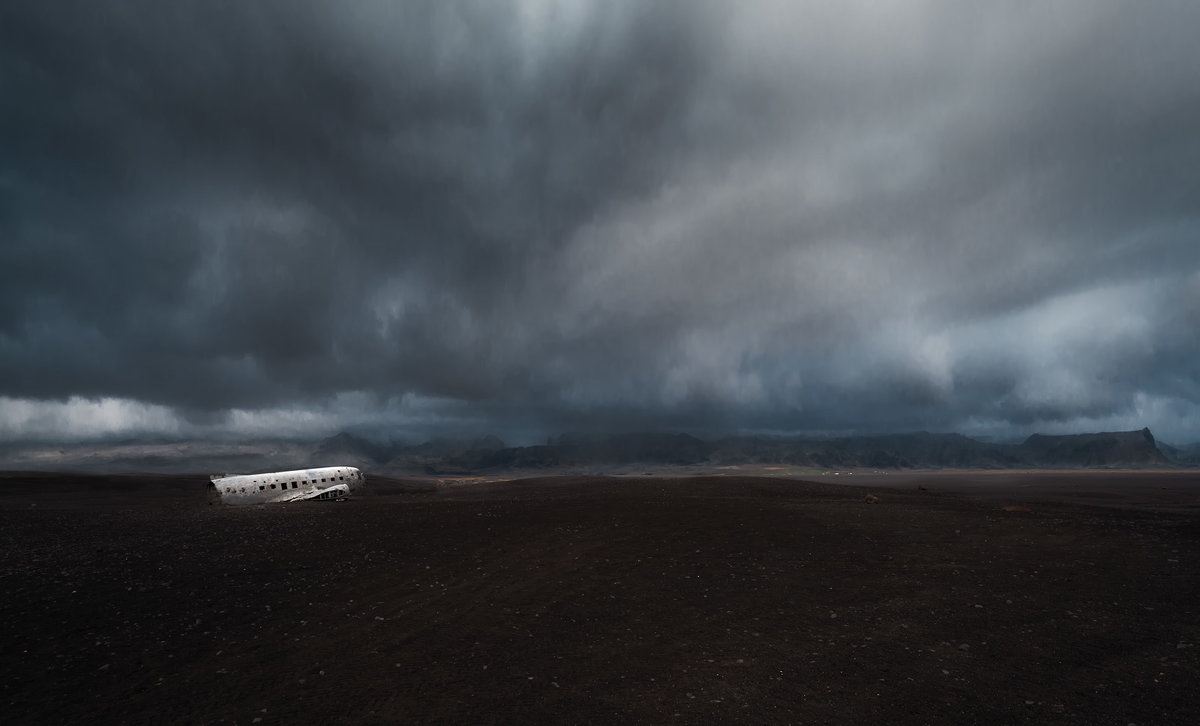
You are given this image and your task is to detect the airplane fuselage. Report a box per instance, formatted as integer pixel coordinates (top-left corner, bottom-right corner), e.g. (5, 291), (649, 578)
(209, 466), (365, 505)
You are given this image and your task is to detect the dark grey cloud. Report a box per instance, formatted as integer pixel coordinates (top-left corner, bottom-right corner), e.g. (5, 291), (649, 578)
(2, 0), (1199, 443)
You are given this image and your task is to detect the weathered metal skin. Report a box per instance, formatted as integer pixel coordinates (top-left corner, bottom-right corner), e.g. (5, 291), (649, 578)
(208, 466), (365, 505)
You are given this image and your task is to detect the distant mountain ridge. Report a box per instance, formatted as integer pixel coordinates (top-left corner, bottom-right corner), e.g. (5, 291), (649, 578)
(1018, 428), (1166, 467)
(0, 427), (1186, 474)
(1159, 440), (1200, 466)
(371, 427), (1175, 474)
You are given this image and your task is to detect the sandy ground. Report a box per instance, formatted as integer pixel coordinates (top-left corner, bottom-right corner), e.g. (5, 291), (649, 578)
(1, 471), (1198, 724)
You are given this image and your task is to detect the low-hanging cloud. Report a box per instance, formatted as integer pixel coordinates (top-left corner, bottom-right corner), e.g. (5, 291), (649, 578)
(2, 0), (1199, 443)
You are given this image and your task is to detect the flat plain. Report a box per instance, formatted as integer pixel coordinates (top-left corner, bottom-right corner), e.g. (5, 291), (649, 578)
(2, 470), (1198, 724)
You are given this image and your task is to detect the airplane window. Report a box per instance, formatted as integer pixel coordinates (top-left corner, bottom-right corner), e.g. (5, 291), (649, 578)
(292, 482), (298, 489)
(270, 483), (276, 489)
(321, 478), (326, 482)
(259, 485), (265, 491)
(339, 476), (344, 481)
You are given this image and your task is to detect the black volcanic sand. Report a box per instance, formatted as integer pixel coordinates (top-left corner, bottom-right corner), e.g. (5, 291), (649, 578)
(2, 473), (1198, 724)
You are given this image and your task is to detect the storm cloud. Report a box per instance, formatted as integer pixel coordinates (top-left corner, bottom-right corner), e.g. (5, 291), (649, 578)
(2, 1), (1199, 443)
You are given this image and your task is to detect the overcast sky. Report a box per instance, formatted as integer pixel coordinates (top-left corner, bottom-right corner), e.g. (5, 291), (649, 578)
(2, 1), (1199, 444)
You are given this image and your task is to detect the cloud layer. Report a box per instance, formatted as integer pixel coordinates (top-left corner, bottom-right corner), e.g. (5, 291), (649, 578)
(3, 1), (1199, 442)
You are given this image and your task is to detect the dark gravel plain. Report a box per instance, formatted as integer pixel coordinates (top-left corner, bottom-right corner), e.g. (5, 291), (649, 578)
(2, 471), (1198, 724)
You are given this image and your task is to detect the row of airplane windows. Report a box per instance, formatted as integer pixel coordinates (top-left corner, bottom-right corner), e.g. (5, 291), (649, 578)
(224, 473), (355, 494)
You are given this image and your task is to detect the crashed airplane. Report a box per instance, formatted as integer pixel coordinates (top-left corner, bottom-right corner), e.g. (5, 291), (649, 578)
(209, 466), (365, 505)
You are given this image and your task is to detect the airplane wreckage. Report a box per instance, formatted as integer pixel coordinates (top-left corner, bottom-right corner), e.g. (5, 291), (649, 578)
(209, 466), (365, 505)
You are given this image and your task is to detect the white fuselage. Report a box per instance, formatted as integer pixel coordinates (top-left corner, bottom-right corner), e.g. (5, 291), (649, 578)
(209, 466), (365, 505)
